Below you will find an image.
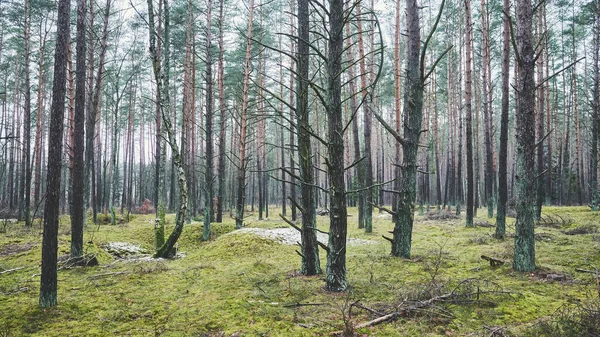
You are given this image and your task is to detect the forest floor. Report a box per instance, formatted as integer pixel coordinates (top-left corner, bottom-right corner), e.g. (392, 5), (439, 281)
(1, 206), (599, 336)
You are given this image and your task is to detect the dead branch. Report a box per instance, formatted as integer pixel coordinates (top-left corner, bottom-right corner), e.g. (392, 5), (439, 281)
(481, 255), (505, 268)
(88, 271), (127, 280)
(0, 267), (25, 275)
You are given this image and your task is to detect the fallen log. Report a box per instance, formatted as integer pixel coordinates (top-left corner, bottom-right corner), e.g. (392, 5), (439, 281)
(481, 255), (505, 268)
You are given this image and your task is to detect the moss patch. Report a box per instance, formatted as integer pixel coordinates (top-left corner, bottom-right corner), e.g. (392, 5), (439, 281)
(0, 206), (599, 336)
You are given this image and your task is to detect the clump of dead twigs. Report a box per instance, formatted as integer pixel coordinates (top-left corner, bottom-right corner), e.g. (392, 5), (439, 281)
(527, 296), (600, 337)
(563, 225), (598, 236)
(331, 278), (518, 336)
(424, 209), (460, 221)
(536, 214), (574, 228)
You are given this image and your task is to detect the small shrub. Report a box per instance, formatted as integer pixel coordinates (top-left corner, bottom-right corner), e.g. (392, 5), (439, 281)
(136, 199), (155, 215)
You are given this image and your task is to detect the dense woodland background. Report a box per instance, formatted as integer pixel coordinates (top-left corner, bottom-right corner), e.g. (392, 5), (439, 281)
(1, 0), (597, 224)
(1, 0), (600, 315)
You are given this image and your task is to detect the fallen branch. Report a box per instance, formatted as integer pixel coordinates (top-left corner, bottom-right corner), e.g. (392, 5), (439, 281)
(0, 266), (25, 275)
(88, 271), (127, 280)
(481, 255), (505, 268)
(575, 268), (599, 275)
(284, 302), (328, 308)
(332, 293), (454, 335)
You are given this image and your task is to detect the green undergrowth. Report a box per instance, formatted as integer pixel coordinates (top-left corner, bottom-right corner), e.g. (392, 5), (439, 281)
(0, 206), (599, 336)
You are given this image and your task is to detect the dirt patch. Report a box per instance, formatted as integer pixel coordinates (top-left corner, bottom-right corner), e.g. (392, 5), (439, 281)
(226, 227), (377, 246)
(0, 242), (38, 257)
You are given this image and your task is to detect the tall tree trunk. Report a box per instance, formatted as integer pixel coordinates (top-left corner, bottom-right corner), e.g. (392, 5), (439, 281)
(278, 35), (287, 217)
(513, 0), (536, 272)
(481, 0), (494, 219)
(356, 5), (373, 232)
(544, 7), (552, 205)
(297, 0), (320, 275)
(392, 0), (423, 258)
(344, 20), (364, 227)
(40, 0), (69, 307)
(22, 0), (32, 227)
(70, 0), (86, 257)
(325, 0), (348, 292)
(288, 1), (297, 222)
(204, 0), (214, 239)
(86, 0), (110, 224)
(535, 8), (545, 218)
(496, 0), (510, 239)
(464, 0), (474, 227)
(393, 0), (403, 218)
(216, 0), (227, 222)
(147, 0), (188, 258)
(235, 0), (255, 229)
(154, 0), (167, 249)
(33, 29), (47, 209)
(592, 3), (600, 211)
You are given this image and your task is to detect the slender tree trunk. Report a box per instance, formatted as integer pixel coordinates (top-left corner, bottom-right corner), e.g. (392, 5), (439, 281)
(392, 0), (423, 258)
(393, 0), (403, 218)
(535, 9), (545, 218)
(481, 0), (494, 219)
(147, 0), (188, 258)
(325, 0), (348, 292)
(513, 0), (536, 272)
(70, 0), (86, 257)
(344, 21), (364, 228)
(496, 0), (510, 239)
(40, 0), (69, 307)
(235, 0), (255, 229)
(216, 0), (227, 222)
(86, 0), (109, 224)
(544, 7), (552, 205)
(297, 0), (320, 275)
(464, 0), (474, 227)
(204, 0), (215, 239)
(278, 35), (287, 216)
(22, 0), (32, 227)
(592, 4), (600, 211)
(288, 1), (297, 222)
(356, 5), (373, 233)
(33, 31), (47, 209)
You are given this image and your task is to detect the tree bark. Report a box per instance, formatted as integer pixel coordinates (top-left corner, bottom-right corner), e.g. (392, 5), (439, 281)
(464, 0), (474, 227)
(392, 0), (423, 258)
(325, 0), (348, 292)
(496, 0), (510, 239)
(513, 0), (537, 272)
(204, 0), (214, 239)
(22, 0), (32, 227)
(147, 0), (188, 258)
(40, 0), (69, 308)
(216, 0), (227, 223)
(70, 0), (86, 257)
(481, 0), (494, 219)
(592, 3), (600, 211)
(297, 0), (320, 275)
(235, 0), (255, 229)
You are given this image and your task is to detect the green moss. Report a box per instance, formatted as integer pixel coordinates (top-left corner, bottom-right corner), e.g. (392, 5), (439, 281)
(0, 206), (599, 336)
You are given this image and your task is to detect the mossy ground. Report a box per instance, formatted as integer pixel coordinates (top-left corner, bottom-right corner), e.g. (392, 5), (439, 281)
(1, 206), (599, 336)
